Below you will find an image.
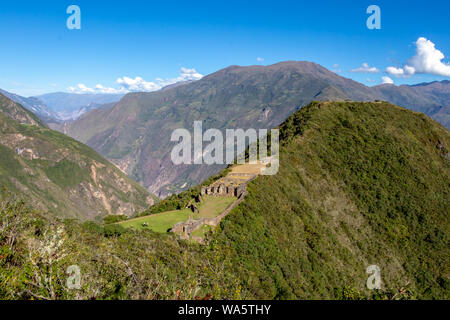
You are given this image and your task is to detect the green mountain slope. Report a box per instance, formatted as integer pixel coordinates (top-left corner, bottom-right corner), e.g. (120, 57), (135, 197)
(0, 93), (47, 128)
(0, 89), (58, 124)
(0, 96), (156, 221)
(1, 101), (448, 300)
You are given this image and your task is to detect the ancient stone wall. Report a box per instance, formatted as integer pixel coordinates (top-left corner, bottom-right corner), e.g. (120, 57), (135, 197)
(172, 166), (264, 243)
(171, 188), (248, 241)
(201, 183), (248, 198)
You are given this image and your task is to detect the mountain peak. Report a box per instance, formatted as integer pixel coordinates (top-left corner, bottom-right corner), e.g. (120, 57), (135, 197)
(212, 61), (328, 74)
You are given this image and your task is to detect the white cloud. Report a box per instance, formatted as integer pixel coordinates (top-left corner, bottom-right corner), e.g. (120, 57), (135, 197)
(256, 57), (264, 62)
(385, 65), (415, 77)
(94, 84), (126, 94)
(68, 84), (95, 94)
(386, 66), (407, 77)
(332, 64), (342, 73)
(381, 76), (394, 84)
(350, 63), (380, 73)
(67, 67), (203, 94)
(178, 67), (203, 81)
(68, 84), (127, 94)
(116, 76), (161, 92)
(386, 37), (450, 77)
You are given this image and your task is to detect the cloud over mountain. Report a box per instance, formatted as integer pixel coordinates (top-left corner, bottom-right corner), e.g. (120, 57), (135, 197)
(350, 63), (379, 73)
(68, 67), (203, 94)
(381, 76), (394, 84)
(386, 37), (450, 77)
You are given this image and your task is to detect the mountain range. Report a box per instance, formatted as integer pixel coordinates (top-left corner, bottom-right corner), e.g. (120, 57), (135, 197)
(0, 89), (124, 123)
(54, 61), (450, 197)
(34, 92), (124, 121)
(372, 80), (450, 128)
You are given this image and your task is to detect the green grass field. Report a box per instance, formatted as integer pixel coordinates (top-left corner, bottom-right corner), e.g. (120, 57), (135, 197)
(191, 224), (213, 238)
(118, 195), (235, 233)
(195, 196), (236, 218)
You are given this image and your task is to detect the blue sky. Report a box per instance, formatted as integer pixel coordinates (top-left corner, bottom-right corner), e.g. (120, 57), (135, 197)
(0, 0), (449, 96)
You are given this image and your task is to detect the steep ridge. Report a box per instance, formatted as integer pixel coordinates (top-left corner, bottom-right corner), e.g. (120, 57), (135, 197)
(212, 101), (450, 299)
(0, 94), (156, 220)
(0, 93), (47, 128)
(0, 89), (57, 124)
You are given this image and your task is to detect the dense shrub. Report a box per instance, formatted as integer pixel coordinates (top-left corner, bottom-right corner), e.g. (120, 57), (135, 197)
(103, 215), (128, 224)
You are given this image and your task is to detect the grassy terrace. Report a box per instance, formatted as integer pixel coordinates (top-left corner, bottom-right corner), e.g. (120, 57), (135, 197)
(117, 195), (235, 233)
(191, 225), (213, 238)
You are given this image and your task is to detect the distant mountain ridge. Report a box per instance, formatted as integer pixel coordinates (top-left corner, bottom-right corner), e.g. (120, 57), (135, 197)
(59, 61), (450, 197)
(371, 81), (450, 128)
(0, 93), (47, 127)
(0, 89), (58, 123)
(33, 92), (125, 121)
(33, 92), (125, 112)
(0, 89), (125, 122)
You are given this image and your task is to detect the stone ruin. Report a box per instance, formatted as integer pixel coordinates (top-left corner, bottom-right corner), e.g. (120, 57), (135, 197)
(171, 168), (261, 243)
(170, 188), (248, 242)
(201, 183), (247, 198)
